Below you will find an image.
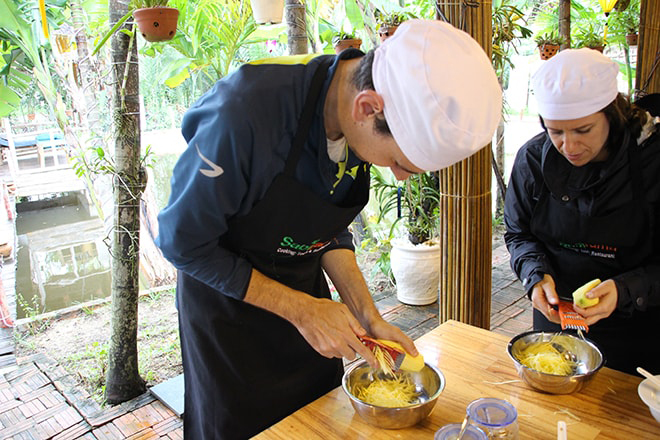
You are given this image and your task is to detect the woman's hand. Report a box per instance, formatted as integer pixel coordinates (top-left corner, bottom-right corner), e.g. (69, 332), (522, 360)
(530, 274), (561, 324)
(573, 279), (618, 325)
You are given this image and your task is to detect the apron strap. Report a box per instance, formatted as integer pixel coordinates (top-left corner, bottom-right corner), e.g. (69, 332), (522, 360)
(284, 62), (331, 177)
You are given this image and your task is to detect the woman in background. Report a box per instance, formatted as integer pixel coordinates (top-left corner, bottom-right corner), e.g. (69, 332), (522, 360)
(504, 48), (660, 375)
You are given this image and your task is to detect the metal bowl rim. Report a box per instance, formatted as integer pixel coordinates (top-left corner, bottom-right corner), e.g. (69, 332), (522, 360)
(506, 330), (606, 377)
(341, 359), (446, 410)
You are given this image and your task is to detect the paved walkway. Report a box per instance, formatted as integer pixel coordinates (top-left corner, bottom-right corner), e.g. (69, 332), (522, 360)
(0, 243), (530, 439)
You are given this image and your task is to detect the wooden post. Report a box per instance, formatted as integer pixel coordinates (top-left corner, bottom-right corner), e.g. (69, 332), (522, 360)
(285, 0), (307, 55)
(559, 0), (571, 50)
(435, 1), (493, 329)
(636, 0), (660, 95)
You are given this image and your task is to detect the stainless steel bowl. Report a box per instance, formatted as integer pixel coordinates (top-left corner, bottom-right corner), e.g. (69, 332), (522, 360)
(507, 331), (605, 394)
(341, 360), (445, 429)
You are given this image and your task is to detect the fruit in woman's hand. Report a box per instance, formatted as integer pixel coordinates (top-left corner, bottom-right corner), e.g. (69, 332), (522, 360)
(572, 279), (601, 308)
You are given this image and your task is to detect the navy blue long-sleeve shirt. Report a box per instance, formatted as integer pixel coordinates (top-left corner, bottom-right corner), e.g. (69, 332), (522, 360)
(157, 51), (367, 300)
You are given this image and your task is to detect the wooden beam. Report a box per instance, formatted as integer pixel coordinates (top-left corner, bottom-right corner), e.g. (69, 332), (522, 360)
(636, 0), (660, 95)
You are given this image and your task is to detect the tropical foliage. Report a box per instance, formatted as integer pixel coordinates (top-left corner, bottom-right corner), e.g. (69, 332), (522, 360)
(609, 0), (640, 37)
(574, 23), (607, 48)
(370, 167), (441, 245)
(0, 0), (68, 119)
(533, 31), (566, 46)
(492, 0), (531, 79)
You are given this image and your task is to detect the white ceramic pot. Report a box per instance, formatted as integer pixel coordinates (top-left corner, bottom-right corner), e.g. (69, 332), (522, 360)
(390, 237), (440, 306)
(250, 0), (284, 24)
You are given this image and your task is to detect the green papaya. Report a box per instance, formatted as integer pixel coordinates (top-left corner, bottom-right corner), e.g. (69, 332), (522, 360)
(572, 278), (601, 308)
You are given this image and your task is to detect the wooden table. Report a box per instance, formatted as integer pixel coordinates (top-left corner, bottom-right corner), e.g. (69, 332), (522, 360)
(255, 320), (659, 439)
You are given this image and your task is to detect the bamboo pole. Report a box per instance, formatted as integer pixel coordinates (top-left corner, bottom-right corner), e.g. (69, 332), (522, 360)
(636, 0), (660, 95)
(435, 1), (493, 329)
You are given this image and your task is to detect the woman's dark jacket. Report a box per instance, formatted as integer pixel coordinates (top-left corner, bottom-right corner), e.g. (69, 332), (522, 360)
(503, 119), (660, 316)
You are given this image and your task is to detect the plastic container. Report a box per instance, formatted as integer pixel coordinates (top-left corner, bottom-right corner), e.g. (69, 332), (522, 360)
(467, 398), (519, 439)
(434, 423), (488, 440)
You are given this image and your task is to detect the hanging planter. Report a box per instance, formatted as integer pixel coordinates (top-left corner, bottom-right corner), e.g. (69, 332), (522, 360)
(534, 32), (565, 60)
(538, 43), (560, 60)
(374, 10), (412, 43)
(378, 25), (399, 42)
(250, 0), (284, 25)
(626, 33), (638, 46)
(133, 7), (179, 42)
(332, 32), (362, 54)
(333, 38), (362, 54)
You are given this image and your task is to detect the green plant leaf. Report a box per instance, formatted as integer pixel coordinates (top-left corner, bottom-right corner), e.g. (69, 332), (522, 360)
(0, 82), (20, 105)
(0, 0), (29, 32)
(91, 9), (133, 56)
(344, 0), (364, 31)
(164, 67), (190, 88)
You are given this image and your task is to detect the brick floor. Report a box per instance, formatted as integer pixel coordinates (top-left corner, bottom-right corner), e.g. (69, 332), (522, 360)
(0, 358), (182, 439)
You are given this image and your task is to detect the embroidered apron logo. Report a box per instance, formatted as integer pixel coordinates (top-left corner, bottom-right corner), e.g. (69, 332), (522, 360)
(559, 241), (617, 259)
(278, 236), (331, 256)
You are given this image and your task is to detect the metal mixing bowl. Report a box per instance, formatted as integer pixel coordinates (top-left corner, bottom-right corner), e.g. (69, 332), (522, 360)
(342, 360), (445, 429)
(507, 330), (605, 394)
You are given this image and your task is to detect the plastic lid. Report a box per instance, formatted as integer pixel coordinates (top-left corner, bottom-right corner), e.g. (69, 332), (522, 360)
(434, 423), (488, 440)
(467, 398), (518, 427)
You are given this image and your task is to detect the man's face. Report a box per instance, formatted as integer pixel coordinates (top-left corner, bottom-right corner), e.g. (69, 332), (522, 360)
(544, 112), (610, 166)
(342, 89), (425, 180)
(349, 129), (424, 180)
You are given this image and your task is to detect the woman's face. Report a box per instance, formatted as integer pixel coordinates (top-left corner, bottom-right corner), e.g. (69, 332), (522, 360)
(543, 112), (610, 166)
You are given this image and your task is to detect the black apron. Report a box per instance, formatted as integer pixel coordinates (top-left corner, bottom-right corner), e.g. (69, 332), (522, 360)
(177, 61), (370, 439)
(530, 137), (659, 374)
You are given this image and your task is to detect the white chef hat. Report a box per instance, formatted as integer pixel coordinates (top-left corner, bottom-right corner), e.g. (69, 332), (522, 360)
(531, 48), (620, 120)
(373, 19), (502, 172)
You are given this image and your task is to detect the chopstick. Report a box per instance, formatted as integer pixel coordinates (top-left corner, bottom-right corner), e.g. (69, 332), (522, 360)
(636, 367), (660, 390)
(557, 420), (567, 440)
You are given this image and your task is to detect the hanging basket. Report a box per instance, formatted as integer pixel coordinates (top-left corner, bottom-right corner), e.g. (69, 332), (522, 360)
(250, 0), (284, 25)
(333, 38), (362, 54)
(378, 25), (399, 42)
(626, 33), (638, 46)
(588, 45), (606, 53)
(133, 7), (179, 42)
(538, 43), (560, 60)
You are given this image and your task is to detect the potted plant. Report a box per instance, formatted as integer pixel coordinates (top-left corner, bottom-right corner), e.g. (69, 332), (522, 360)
(332, 31), (362, 54)
(132, 0), (179, 42)
(611, 0), (640, 46)
(92, 0), (179, 53)
(374, 10), (413, 42)
(574, 25), (607, 52)
(249, 0), (284, 25)
(370, 168), (441, 305)
(534, 32), (565, 60)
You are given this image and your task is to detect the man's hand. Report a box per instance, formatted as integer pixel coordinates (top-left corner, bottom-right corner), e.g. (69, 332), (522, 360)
(291, 295), (378, 366)
(365, 318), (418, 359)
(242, 268), (379, 366)
(530, 274), (560, 324)
(573, 279), (618, 325)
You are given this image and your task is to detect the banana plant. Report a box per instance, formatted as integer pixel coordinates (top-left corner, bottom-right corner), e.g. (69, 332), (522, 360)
(0, 0), (67, 122)
(0, 45), (27, 116)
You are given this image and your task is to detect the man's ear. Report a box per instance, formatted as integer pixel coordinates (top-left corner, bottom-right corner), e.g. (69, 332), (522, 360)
(352, 90), (385, 123)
